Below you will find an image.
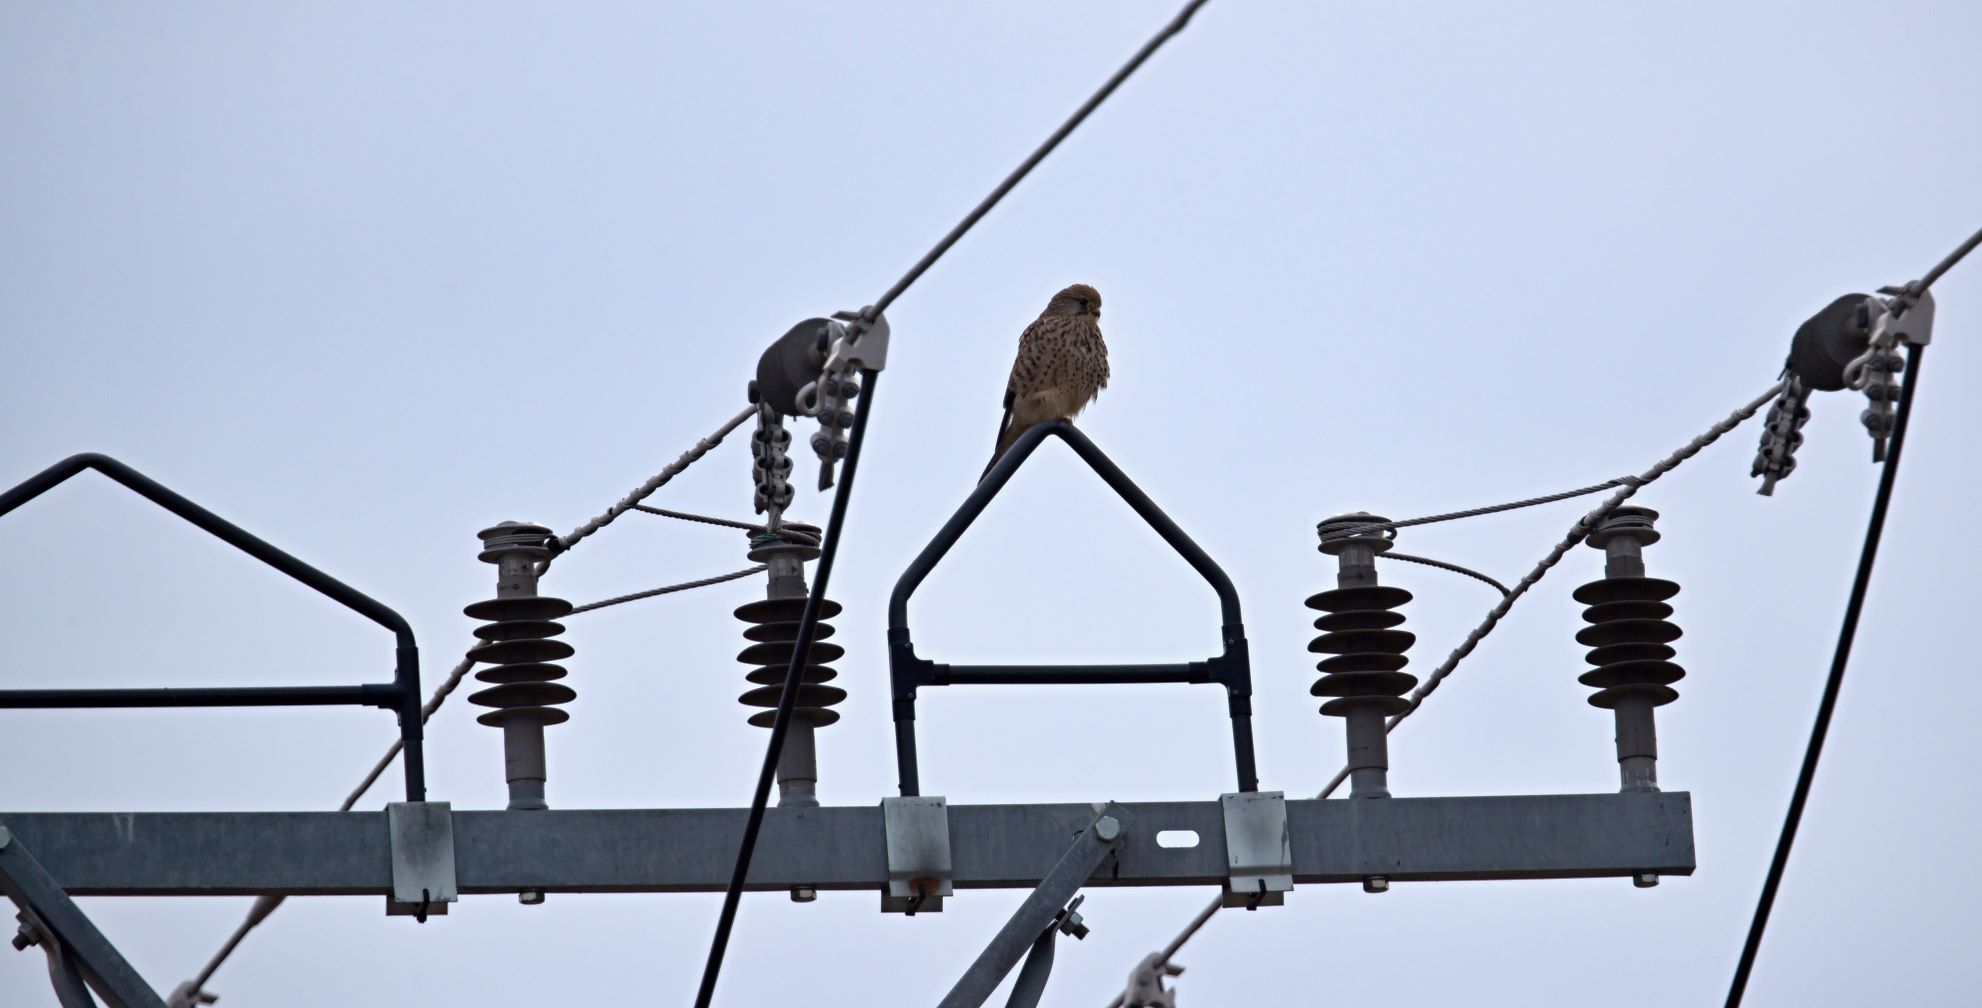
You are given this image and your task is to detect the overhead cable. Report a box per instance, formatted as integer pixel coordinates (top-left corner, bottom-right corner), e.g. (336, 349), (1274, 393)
(1107, 379), (1784, 1007)
(696, 4), (1218, 1005)
(1726, 219), (1979, 1004)
(567, 565), (768, 615)
(1722, 344), (1924, 1007)
(539, 406), (758, 575)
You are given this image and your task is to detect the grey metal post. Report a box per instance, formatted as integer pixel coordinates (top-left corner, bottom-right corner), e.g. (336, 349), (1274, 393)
(939, 806), (1129, 1008)
(1312, 514), (1418, 800)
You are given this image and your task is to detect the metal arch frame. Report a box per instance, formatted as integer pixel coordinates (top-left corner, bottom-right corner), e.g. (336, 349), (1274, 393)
(886, 421), (1257, 796)
(0, 453), (427, 802)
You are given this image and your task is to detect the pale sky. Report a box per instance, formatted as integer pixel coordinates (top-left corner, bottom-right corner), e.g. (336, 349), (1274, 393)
(5, 2), (1981, 1005)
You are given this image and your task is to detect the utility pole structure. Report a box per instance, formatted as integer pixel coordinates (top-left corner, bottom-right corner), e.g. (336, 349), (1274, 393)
(0, 347), (1701, 1008)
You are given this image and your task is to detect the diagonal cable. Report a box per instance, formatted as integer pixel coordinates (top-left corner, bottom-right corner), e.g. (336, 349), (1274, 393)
(694, 3), (1217, 1005)
(1105, 379), (1784, 1008)
(1725, 221), (1979, 1003)
(568, 566), (767, 615)
(1722, 344), (1923, 1007)
(539, 406), (757, 575)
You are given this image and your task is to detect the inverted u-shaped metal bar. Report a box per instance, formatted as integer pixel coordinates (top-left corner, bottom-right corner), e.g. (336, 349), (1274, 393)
(0, 453), (427, 802)
(886, 421), (1256, 797)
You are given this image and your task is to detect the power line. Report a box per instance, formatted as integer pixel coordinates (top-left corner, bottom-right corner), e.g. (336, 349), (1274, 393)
(632, 505), (822, 545)
(1722, 342), (1923, 1007)
(1727, 223), (1974, 1003)
(539, 406), (758, 575)
(1911, 222), (1982, 292)
(691, 371), (880, 1008)
(694, 4), (1218, 1004)
(1721, 229), (1976, 999)
(867, 0), (1212, 319)
(1380, 551), (1510, 596)
(1319, 476), (1644, 540)
(1107, 380), (1784, 1006)
(567, 565), (768, 615)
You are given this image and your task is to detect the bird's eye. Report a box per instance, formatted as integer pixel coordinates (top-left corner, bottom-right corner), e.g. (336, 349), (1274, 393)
(1078, 300), (1091, 312)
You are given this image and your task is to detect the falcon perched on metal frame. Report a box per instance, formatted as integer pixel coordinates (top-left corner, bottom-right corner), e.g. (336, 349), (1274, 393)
(983, 283), (1110, 478)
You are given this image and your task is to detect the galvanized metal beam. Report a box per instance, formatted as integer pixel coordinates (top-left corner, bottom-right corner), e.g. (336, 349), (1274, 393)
(0, 793), (1692, 898)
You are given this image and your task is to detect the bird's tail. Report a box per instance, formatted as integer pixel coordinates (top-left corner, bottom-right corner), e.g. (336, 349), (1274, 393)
(981, 415), (1021, 481)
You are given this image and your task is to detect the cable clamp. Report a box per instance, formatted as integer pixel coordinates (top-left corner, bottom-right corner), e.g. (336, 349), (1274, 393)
(881, 795), (952, 914)
(826, 307), (890, 373)
(1218, 791), (1291, 909)
(384, 802), (457, 920)
(808, 309), (889, 490)
(1123, 952), (1185, 1008)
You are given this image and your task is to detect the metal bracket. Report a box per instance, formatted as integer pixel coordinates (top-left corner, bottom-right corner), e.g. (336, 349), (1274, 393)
(881, 795), (953, 914)
(1219, 791), (1291, 909)
(1123, 952), (1186, 1008)
(385, 802), (457, 920)
(826, 308), (890, 373)
(1879, 285), (1936, 346)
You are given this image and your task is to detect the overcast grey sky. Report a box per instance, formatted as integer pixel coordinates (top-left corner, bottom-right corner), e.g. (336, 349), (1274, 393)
(5, 1), (1981, 1005)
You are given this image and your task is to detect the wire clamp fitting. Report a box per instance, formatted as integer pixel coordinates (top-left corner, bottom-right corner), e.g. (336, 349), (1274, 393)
(1755, 288), (1934, 493)
(746, 403), (795, 520)
(384, 801), (457, 920)
(1122, 952), (1185, 1008)
(811, 309), (889, 490)
(881, 795), (953, 914)
(1218, 791), (1291, 910)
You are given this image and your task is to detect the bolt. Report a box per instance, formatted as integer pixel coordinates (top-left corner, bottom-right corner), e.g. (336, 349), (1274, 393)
(1633, 872), (1660, 889)
(1363, 876), (1389, 894)
(12, 923), (38, 952)
(0, 826), (10, 850)
(1093, 816), (1122, 842)
(1059, 910), (1090, 940)
(518, 889), (546, 906)
(790, 886), (818, 903)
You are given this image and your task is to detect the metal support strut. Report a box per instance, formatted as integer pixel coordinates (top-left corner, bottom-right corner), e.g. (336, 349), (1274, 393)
(937, 805), (1129, 1008)
(1, 824), (166, 1008)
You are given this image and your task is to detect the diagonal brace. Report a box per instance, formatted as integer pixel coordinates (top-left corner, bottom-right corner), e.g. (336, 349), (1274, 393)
(938, 804), (1131, 1008)
(0, 825), (165, 1008)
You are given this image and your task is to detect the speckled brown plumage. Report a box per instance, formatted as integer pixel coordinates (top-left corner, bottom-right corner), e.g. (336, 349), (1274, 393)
(984, 283), (1109, 477)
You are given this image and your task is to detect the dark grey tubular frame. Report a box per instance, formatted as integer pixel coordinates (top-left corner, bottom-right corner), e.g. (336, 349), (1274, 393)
(886, 421), (1256, 796)
(0, 453), (426, 802)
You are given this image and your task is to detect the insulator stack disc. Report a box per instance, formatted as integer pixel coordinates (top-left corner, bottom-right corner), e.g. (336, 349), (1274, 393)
(1305, 584), (1418, 716)
(464, 521), (577, 729)
(466, 594), (576, 726)
(1572, 575), (1683, 709)
(735, 596), (846, 727)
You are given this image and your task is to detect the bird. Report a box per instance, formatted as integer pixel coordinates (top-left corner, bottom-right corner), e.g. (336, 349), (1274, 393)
(982, 283), (1109, 479)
